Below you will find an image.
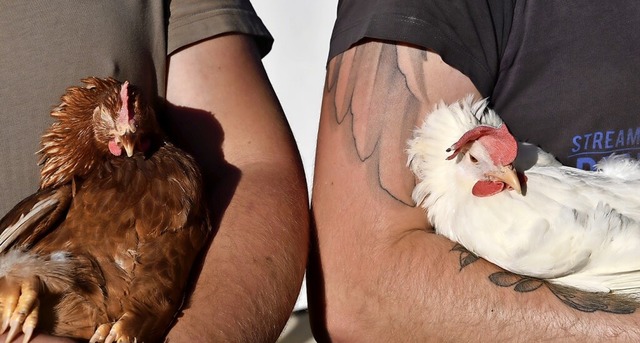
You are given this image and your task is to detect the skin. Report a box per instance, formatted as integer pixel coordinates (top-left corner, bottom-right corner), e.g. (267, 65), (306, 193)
(163, 34), (309, 342)
(308, 40), (640, 342)
(2, 34), (309, 343)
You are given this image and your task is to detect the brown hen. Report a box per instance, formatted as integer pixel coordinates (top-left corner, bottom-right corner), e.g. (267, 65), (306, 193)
(0, 77), (210, 343)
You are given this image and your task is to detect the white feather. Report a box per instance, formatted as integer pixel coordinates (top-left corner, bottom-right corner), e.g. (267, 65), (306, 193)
(0, 197), (59, 252)
(407, 96), (640, 297)
(596, 154), (640, 180)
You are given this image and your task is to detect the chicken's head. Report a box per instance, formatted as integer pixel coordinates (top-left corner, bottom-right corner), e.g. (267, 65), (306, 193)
(408, 97), (524, 218)
(39, 77), (162, 189)
(91, 79), (156, 158)
(446, 124), (522, 197)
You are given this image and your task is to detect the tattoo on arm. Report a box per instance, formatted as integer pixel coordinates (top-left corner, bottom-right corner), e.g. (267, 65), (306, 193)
(330, 41), (638, 317)
(326, 41), (429, 206)
(452, 243), (637, 314)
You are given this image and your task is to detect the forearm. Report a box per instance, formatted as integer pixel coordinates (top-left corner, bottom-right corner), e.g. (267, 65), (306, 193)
(164, 33), (309, 342)
(312, 228), (640, 342)
(311, 155), (640, 342)
(168, 162), (308, 342)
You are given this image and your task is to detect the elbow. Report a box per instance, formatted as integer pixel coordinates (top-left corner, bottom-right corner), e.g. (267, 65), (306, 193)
(325, 307), (368, 343)
(308, 278), (382, 343)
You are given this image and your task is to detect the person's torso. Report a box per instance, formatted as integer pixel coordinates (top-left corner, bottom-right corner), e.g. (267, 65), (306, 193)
(0, 1), (167, 215)
(331, 0), (640, 170)
(491, 2), (640, 170)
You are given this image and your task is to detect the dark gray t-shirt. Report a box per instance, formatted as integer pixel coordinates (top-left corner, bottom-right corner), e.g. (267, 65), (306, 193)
(0, 1), (272, 216)
(330, 0), (640, 171)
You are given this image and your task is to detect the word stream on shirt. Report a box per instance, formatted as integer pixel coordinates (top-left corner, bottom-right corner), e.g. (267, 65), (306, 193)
(569, 127), (640, 170)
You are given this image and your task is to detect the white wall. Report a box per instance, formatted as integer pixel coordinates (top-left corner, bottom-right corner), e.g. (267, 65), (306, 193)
(253, 1), (338, 311)
(253, 1), (337, 195)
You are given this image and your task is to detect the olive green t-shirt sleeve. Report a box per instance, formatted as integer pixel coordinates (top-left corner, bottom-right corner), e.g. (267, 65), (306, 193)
(168, 0), (273, 57)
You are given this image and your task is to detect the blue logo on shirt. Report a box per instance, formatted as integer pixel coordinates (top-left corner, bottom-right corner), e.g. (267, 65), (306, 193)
(569, 127), (640, 170)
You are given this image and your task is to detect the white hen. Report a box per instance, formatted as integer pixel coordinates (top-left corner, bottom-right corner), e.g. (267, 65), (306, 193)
(407, 96), (640, 298)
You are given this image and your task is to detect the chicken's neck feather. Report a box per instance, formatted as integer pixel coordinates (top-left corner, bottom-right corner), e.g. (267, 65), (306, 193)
(38, 79), (115, 189)
(407, 96), (504, 225)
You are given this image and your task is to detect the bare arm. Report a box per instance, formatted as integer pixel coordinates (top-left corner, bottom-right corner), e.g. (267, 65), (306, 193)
(309, 40), (640, 342)
(163, 34), (309, 342)
(0, 335), (76, 343)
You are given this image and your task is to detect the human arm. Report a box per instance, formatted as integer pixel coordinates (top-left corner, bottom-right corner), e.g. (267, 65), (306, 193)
(163, 34), (309, 342)
(0, 335), (76, 343)
(308, 40), (640, 342)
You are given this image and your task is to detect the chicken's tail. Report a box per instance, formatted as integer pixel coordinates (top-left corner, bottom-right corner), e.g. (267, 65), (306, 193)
(548, 203), (640, 311)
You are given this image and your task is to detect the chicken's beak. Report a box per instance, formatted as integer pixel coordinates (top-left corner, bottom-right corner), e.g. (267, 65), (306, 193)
(486, 164), (522, 194)
(120, 134), (136, 157)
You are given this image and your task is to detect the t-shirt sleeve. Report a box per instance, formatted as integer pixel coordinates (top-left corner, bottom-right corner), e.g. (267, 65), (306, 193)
(168, 0), (273, 57)
(329, 0), (514, 97)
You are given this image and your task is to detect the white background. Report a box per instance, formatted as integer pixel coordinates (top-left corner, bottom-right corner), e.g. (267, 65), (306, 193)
(252, 1), (338, 311)
(253, 1), (337, 195)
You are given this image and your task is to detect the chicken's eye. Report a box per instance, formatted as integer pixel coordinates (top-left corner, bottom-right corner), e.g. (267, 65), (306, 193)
(469, 154), (478, 163)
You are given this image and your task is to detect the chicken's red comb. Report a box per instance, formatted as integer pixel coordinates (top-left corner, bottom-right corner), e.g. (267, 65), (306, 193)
(446, 124), (517, 165)
(117, 81), (132, 126)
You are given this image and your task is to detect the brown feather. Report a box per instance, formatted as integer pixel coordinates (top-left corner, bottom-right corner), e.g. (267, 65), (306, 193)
(0, 77), (210, 341)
